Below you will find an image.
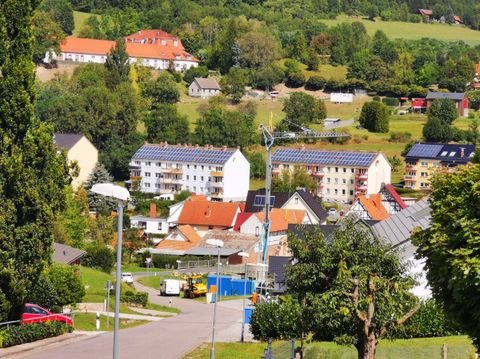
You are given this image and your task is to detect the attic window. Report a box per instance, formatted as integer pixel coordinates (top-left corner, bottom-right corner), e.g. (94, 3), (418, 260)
(449, 152), (456, 157)
(440, 151), (448, 156)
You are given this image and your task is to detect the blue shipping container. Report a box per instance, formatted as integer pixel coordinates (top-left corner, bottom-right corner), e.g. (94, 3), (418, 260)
(244, 306), (255, 324)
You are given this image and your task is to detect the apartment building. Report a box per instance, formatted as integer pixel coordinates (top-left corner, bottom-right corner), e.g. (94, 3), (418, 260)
(271, 149), (391, 203)
(129, 143), (250, 201)
(404, 143), (475, 190)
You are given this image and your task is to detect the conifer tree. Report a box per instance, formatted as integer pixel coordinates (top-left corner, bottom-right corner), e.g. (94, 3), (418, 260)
(0, 0), (70, 321)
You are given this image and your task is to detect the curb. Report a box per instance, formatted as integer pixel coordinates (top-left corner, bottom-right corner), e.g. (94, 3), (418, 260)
(0, 331), (102, 358)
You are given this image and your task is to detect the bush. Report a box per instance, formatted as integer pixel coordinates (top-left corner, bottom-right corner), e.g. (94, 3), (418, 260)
(389, 131), (412, 142)
(0, 322), (73, 348)
(183, 65), (209, 85)
(372, 96), (381, 102)
(388, 300), (462, 339)
(83, 244), (115, 273)
(382, 97), (400, 106)
(305, 75), (326, 91)
(120, 291), (148, 307)
(359, 101), (390, 133)
(45, 265), (85, 310)
(285, 72), (305, 88)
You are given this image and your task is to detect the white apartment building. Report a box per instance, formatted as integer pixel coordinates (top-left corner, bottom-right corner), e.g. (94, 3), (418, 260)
(129, 143), (250, 202)
(271, 149), (391, 203)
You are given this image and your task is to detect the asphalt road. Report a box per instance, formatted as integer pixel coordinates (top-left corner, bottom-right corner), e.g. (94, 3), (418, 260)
(17, 277), (245, 359)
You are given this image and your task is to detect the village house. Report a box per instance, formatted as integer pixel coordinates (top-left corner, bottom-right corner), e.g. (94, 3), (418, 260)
(426, 91), (469, 117)
(54, 133), (98, 189)
(53, 242), (86, 265)
(130, 203), (169, 240)
(129, 143), (250, 202)
(153, 225), (202, 255)
(188, 77), (222, 98)
(272, 148), (391, 203)
(404, 143), (476, 190)
(47, 30), (199, 71)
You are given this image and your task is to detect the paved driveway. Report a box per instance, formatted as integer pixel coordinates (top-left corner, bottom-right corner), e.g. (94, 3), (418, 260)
(17, 277), (246, 359)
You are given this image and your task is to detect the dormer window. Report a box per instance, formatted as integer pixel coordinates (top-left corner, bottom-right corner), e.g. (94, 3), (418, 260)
(449, 152), (456, 157)
(441, 151), (448, 156)
(161, 40), (166, 45)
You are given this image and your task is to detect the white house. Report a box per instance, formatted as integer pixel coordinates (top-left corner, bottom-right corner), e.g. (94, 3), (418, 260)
(48, 32), (199, 71)
(54, 133), (98, 189)
(129, 143), (250, 202)
(130, 203), (169, 239)
(272, 149), (391, 203)
(188, 78), (221, 98)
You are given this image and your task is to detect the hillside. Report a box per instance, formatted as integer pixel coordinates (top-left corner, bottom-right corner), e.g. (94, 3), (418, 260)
(322, 15), (480, 46)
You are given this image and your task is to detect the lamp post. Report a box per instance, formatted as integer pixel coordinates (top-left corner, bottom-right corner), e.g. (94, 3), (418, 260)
(176, 259), (182, 270)
(206, 238), (224, 359)
(91, 183), (130, 359)
(238, 251), (250, 343)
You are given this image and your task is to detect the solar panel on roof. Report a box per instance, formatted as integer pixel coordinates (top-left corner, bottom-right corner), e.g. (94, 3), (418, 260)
(272, 149), (377, 167)
(407, 144), (442, 158)
(133, 145), (235, 164)
(254, 195), (275, 206)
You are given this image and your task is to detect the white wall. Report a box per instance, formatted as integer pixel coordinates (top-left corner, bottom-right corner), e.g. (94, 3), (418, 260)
(61, 52), (107, 63)
(68, 136), (98, 190)
(223, 150), (250, 201)
(282, 194), (324, 224)
(130, 217), (169, 235)
(367, 154), (391, 194)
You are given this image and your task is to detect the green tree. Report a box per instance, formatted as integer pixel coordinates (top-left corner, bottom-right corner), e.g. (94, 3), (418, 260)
(38, 0), (74, 35)
(145, 104), (190, 144)
(183, 65), (209, 85)
(422, 117), (452, 142)
(286, 221), (419, 359)
(0, 0), (70, 321)
(84, 163), (115, 212)
(44, 264), (85, 309)
(220, 67), (248, 104)
(372, 30), (398, 65)
(282, 92), (326, 130)
(32, 11), (66, 63)
(244, 151), (266, 179)
(359, 101), (390, 133)
(238, 31), (280, 69)
(412, 165), (480, 350)
(144, 72), (180, 105)
(426, 99), (458, 125)
(83, 243), (115, 273)
(105, 38), (130, 89)
(271, 168), (317, 193)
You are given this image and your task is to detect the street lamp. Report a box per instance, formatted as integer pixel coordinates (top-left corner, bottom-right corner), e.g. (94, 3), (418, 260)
(176, 259), (182, 270)
(238, 250), (250, 343)
(91, 183), (130, 359)
(206, 238), (224, 359)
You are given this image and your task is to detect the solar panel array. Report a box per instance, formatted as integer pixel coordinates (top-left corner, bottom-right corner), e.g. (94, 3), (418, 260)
(133, 145), (235, 164)
(272, 149), (377, 167)
(407, 144), (443, 158)
(254, 195), (275, 206)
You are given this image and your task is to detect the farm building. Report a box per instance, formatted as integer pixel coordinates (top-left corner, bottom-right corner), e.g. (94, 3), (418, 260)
(188, 78), (221, 98)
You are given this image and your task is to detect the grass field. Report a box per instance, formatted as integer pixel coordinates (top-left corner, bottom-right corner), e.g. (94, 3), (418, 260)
(185, 336), (475, 359)
(74, 312), (148, 331)
(73, 11), (100, 36)
(321, 14), (480, 46)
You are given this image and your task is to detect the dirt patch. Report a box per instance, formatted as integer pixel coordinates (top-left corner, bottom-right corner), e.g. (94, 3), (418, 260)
(273, 83), (329, 100)
(36, 63), (79, 82)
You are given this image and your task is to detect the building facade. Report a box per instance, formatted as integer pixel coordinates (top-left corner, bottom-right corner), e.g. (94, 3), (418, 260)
(272, 149), (391, 203)
(188, 78), (221, 98)
(404, 143), (475, 190)
(129, 143), (250, 201)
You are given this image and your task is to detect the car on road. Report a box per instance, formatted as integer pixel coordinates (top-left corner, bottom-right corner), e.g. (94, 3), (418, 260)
(22, 303), (73, 326)
(121, 272), (134, 284)
(327, 208), (338, 217)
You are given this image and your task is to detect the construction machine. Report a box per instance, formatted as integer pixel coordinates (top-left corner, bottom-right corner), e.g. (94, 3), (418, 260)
(184, 275), (207, 298)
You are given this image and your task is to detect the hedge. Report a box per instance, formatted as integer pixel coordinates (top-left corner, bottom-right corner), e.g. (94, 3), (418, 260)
(0, 321), (73, 348)
(120, 291), (148, 307)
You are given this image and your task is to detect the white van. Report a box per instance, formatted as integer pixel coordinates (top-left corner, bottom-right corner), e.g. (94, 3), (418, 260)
(160, 279), (181, 296)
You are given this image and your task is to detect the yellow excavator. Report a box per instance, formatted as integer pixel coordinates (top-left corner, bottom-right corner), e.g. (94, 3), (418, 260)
(184, 275), (207, 298)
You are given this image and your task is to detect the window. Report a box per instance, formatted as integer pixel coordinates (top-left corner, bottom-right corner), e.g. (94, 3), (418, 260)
(144, 172), (151, 177)
(350, 190), (354, 196)
(343, 168), (347, 173)
(342, 189), (346, 195)
(421, 161), (428, 167)
(200, 187), (203, 192)
(334, 178), (338, 184)
(326, 188), (330, 194)
(420, 182), (428, 188)
(193, 186), (196, 191)
(145, 162), (151, 166)
(351, 168), (355, 173)
(194, 165), (197, 169)
(334, 189), (338, 195)
(193, 176), (197, 180)
(350, 179), (354, 184)
(294, 196), (299, 204)
(441, 151), (448, 156)
(327, 167), (331, 172)
(209, 166), (212, 170)
(186, 175), (190, 180)
(187, 164), (190, 169)
(155, 173), (161, 178)
(155, 183), (160, 188)
(284, 164), (290, 169)
(144, 183), (150, 188)
(420, 172), (428, 177)
(449, 152), (456, 157)
(201, 176), (204, 181)
(327, 177), (331, 184)
(134, 161), (140, 165)
(201, 165), (204, 170)
(156, 162), (161, 167)
(342, 179), (346, 184)
(335, 167), (339, 173)
(158, 223), (163, 230)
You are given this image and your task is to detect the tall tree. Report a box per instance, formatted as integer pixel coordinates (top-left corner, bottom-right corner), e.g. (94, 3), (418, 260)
(359, 101), (390, 133)
(145, 104), (190, 144)
(286, 221), (419, 359)
(32, 11), (66, 63)
(271, 168), (317, 193)
(282, 92), (327, 130)
(84, 163), (115, 213)
(412, 165), (480, 350)
(0, 0), (70, 321)
(38, 0), (74, 35)
(105, 38), (131, 89)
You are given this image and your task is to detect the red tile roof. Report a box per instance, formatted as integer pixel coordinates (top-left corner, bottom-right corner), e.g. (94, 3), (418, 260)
(233, 212), (252, 232)
(60, 37), (198, 62)
(155, 225), (201, 251)
(384, 184), (407, 209)
(126, 30), (184, 49)
(358, 194), (390, 221)
(255, 208), (305, 232)
(177, 201), (241, 227)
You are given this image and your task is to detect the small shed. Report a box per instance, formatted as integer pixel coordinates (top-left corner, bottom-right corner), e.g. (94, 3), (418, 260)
(188, 77), (221, 98)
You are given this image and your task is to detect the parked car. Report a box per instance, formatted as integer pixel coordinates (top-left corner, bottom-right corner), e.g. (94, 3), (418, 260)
(121, 272), (134, 284)
(21, 303), (73, 326)
(327, 208), (338, 216)
(160, 279), (181, 296)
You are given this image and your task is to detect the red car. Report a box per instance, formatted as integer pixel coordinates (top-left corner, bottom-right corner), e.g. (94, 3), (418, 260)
(21, 303), (74, 326)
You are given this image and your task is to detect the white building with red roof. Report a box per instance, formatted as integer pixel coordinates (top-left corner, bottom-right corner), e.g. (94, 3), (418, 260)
(47, 30), (199, 71)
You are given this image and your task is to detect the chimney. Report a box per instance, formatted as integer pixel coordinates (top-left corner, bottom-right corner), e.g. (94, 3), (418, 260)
(150, 202), (157, 218)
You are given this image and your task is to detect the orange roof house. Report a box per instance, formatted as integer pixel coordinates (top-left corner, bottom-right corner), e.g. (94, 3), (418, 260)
(240, 208), (306, 235)
(60, 37), (115, 55)
(155, 225), (202, 252)
(177, 201), (241, 229)
(126, 29), (184, 49)
(347, 194), (390, 221)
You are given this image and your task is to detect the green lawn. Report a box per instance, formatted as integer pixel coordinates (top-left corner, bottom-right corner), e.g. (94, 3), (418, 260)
(80, 266), (114, 303)
(185, 336), (475, 359)
(74, 312), (148, 331)
(321, 14), (480, 46)
(73, 11), (97, 37)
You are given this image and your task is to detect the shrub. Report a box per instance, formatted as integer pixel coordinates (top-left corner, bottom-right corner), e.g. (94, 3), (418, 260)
(120, 291), (148, 307)
(359, 101), (390, 133)
(45, 265), (85, 310)
(285, 72), (305, 88)
(1, 322), (73, 348)
(372, 96), (381, 102)
(389, 131), (412, 142)
(382, 97), (399, 106)
(352, 134), (362, 144)
(305, 75), (326, 91)
(83, 244), (115, 273)
(183, 65), (209, 85)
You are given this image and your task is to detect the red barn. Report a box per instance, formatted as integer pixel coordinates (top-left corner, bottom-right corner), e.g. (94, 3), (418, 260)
(425, 91), (469, 117)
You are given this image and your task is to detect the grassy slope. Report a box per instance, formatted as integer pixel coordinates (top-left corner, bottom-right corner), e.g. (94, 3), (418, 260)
(73, 11), (100, 37)
(185, 336), (475, 359)
(321, 14), (480, 46)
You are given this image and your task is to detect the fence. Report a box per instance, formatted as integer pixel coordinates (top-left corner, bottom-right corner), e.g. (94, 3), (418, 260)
(0, 312), (75, 329)
(263, 339), (297, 359)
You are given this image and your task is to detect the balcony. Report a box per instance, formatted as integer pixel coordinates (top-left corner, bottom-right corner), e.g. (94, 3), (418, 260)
(355, 184), (367, 192)
(405, 164), (417, 170)
(163, 168), (183, 174)
(355, 172), (368, 180)
(312, 171), (324, 178)
(403, 175), (416, 181)
(210, 192), (223, 199)
(272, 169), (281, 175)
(211, 181), (223, 188)
(211, 171), (223, 177)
